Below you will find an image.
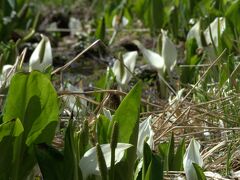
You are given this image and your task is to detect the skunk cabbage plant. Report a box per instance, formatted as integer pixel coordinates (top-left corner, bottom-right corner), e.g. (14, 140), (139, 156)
(204, 17), (226, 47)
(137, 115), (155, 157)
(183, 138), (203, 180)
(135, 30), (177, 76)
(79, 143), (132, 179)
(112, 51), (138, 86)
(29, 34), (52, 72)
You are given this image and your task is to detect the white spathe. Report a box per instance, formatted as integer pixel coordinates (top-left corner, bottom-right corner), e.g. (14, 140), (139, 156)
(64, 83), (87, 115)
(79, 143), (132, 179)
(0, 64), (13, 87)
(141, 47), (165, 71)
(112, 51), (138, 85)
(137, 115), (155, 157)
(204, 17), (226, 47)
(187, 21), (202, 48)
(135, 30), (177, 74)
(183, 138), (203, 180)
(29, 34), (52, 72)
(161, 30), (177, 72)
(112, 15), (129, 30)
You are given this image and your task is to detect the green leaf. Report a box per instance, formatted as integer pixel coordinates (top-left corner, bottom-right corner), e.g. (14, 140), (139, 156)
(142, 141), (152, 179)
(173, 138), (185, 171)
(145, 154), (164, 180)
(97, 115), (110, 144)
(0, 71), (59, 179)
(158, 142), (169, 170)
(96, 143), (108, 180)
(108, 81), (142, 143)
(167, 132), (175, 171)
(108, 80), (142, 180)
(95, 17), (106, 41)
(145, 0), (164, 33)
(35, 144), (64, 180)
(193, 163), (206, 180)
(0, 118), (23, 142)
(3, 71), (59, 145)
(64, 120), (82, 180)
(225, 1), (240, 35)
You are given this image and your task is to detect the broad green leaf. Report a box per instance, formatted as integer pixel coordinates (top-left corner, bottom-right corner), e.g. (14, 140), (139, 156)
(193, 163), (206, 180)
(0, 71), (59, 178)
(29, 35), (52, 72)
(79, 143), (132, 179)
(108, 81), (142, 143)
(3, 71), (59, 145)
(108, 81), (142, 179)
(183, 138), (203, 180)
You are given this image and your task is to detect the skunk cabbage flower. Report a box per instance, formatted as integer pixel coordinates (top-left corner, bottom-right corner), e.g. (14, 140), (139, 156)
(112, 51), (138, 85)
(161, 30), (177, 72)
(0, 64), (13, 87)
(64, 83), (87, 115)
(112, 15), (129, 30)
(183, 138), (203, 180)
(137, 115), (155, 157)
(187, 21), (202, 48)
(204, 17), (226, 47)
(79, 143), (132, 179)
(134, 30), (177, 75)
(29, 34), (52, 72)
